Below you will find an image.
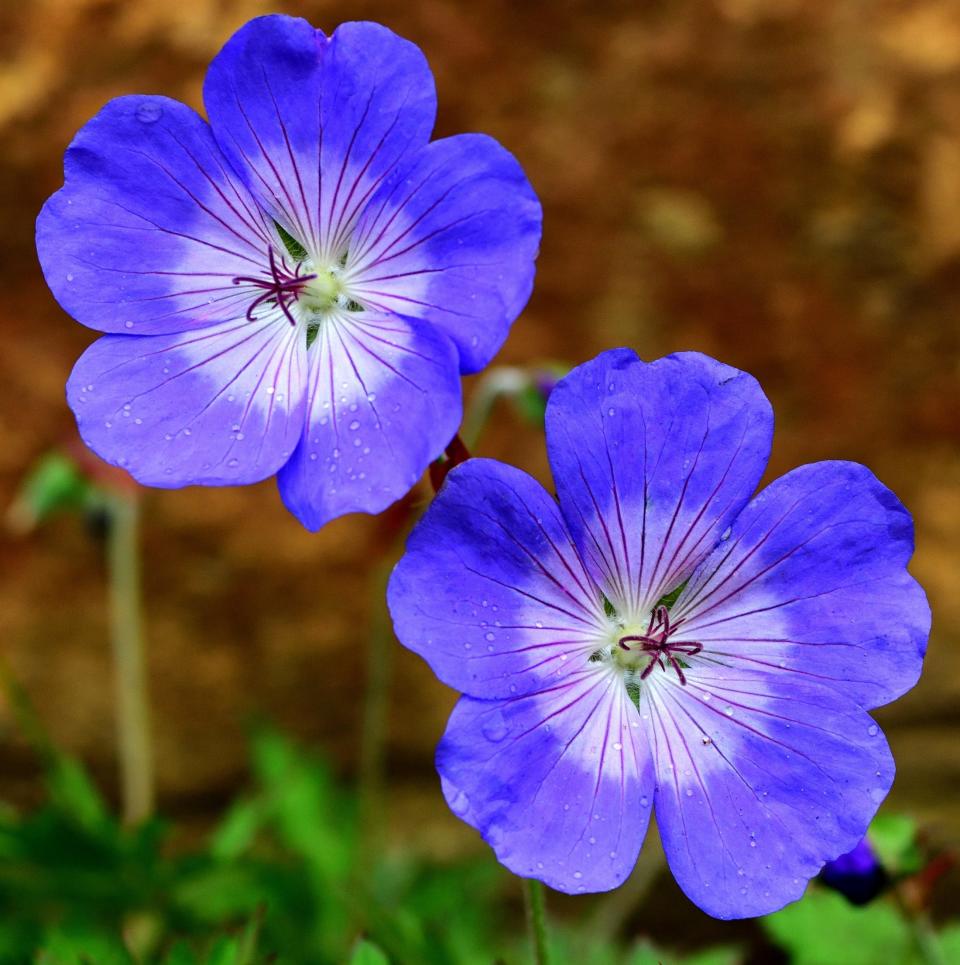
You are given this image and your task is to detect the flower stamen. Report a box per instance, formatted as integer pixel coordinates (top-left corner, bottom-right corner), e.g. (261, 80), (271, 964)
(618, 605), (703, 686)
(232, 246), (316, 327)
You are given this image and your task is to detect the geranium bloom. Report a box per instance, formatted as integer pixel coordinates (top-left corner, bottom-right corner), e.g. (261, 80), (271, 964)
(819, 837), (888, 905)
(36, 15), (541, 530)
(388, 348), (928, 919)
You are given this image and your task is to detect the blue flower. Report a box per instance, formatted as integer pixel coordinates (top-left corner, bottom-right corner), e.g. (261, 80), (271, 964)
(819, 837), (888, 905)
(37, 15), (541, 530)
(388, 348), (929, 919)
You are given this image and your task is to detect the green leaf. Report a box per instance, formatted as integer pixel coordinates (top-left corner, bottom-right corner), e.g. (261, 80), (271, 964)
(762, 888), (913, 965)
(34, 919), (135, 965)
(209, 799), (264, 861)
(45, 756), (110, 832)
(654, 580), (688, 611)
(163, 943), (201, 965)
(869, 813), (922, 875)
(937, 924), (960, 962)
(510, 384), (548, 426)
(349, 938), (390, 965)
(202, 936), (241, 965)
(273, 221), (308, 261)
(9, 453), (96, 530)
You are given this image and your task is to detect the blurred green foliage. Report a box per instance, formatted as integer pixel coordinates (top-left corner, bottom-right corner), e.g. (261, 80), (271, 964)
(0, 725), (955, 964)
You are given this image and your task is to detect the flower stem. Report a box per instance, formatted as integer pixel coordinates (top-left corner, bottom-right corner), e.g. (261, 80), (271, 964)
(523, 878), (551, 965)
(106, 492), (153, 824)
(893, 886), (947, 965)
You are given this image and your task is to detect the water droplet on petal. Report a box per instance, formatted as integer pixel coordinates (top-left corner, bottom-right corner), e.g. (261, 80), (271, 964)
(135, 102), (163, 123)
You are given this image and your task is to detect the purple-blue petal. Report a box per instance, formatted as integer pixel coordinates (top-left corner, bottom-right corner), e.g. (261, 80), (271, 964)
(546, 349), (773, 619)
(348, 134), (542, 374)
(642, 665), (895, 919)
(672, 461), (929, 710)
(438, 668), (654, 893)
(67, 318), (306, 486)
(36, 95), (273, 335)
(388, 458), (607, 698)
(819, 837), (888, 905)
(203, 16), (436, 256)
(276, 312), (460, 530)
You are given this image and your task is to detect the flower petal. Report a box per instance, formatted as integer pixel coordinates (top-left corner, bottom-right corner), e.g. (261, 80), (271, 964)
(67, 318), (306, 486)
(546, 349), (773, 619)
(388, 459), (606, 699)
(671, 461), (929, 709)
(642, 665), (894, 919)
(276, 312), (460, 530)
(438, 668), (654, 893)
(36, 96), (274, 335)
(204, 16), (436, 257)
(347, 134), (542, 373)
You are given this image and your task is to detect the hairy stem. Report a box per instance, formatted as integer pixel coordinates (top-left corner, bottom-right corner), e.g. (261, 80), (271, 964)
(523, 878), (551, 965)
(106, 492), (153, 824)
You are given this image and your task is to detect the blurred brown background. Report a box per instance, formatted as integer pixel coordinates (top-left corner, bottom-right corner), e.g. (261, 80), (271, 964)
(0, 0), (958, 895)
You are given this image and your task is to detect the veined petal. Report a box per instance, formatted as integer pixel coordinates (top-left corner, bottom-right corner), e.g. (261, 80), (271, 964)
(36, 96), (274, 335)
(438, 667), (654, 893)
(67, 318), (307, 486)
(204, 17), (436, 258)
(388, 459), (607, 699)
(347, 134), (542, 373)
(642, 666), (894, 919)
(276, 311), (460, 531)
(671, 461), (929, 710)
(546, 350), (773, 619)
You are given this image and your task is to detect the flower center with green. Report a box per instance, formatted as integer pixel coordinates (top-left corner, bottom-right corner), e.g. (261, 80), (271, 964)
(300, 267), (347, 316)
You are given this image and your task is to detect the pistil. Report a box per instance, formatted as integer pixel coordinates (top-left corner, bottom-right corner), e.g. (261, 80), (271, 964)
(232, 246), (316, 326)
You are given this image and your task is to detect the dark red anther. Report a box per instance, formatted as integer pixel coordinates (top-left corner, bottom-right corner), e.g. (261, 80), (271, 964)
(618, 605), (702, 685)
(232, 245), (316, 326)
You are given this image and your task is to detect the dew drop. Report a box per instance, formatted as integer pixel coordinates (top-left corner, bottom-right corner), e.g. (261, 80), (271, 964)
(124, 320), (134, 329)
(135, 102), (163, 123)
(349, 419), (360, 431)
(447, 788), (470, 818)
(485, 631), (495, 641)
(867, 724), (878, 737)
(612, 742), (622, 751)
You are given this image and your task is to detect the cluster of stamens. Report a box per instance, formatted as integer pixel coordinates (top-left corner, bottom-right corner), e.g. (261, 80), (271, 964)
(617, 605), (703, 686)
(232, 246), (317, 327)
